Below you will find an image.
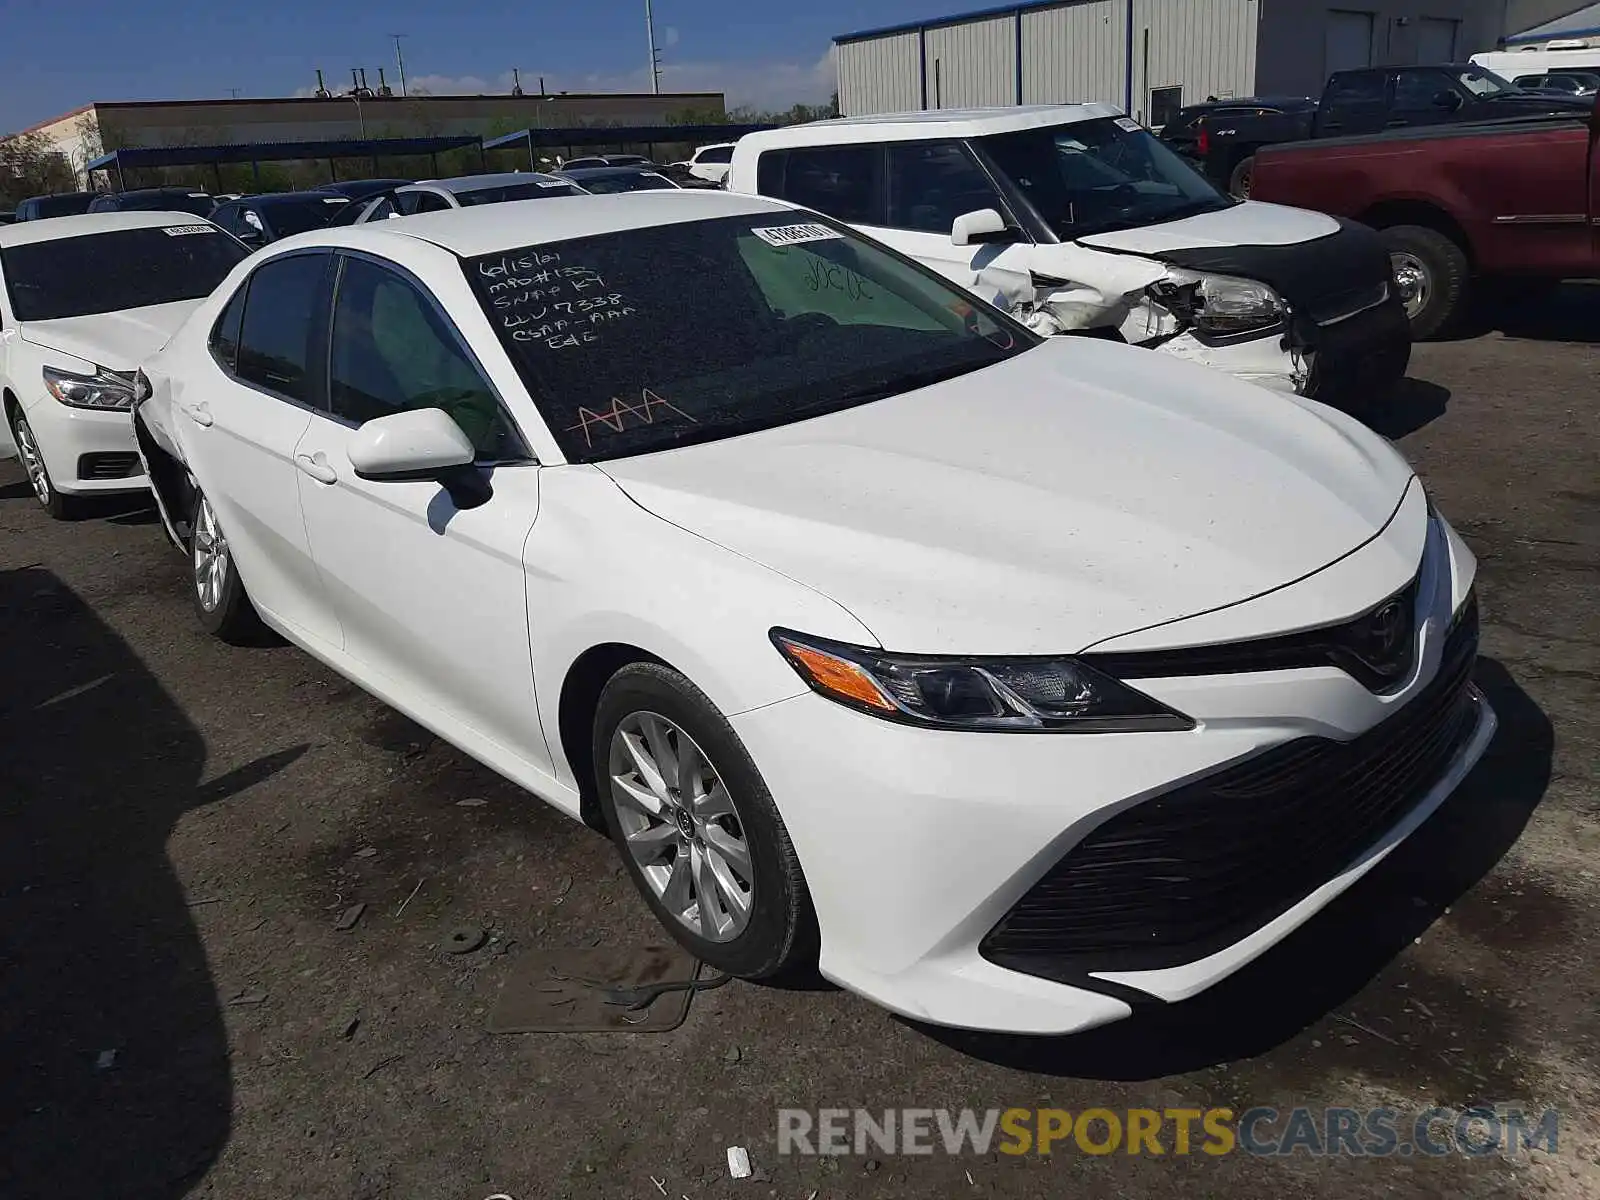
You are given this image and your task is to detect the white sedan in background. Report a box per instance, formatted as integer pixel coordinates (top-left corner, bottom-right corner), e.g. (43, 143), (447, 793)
(336, 172), (589, 224)
(0, 211), (247, 517)
(132, 191), (1493, 1034)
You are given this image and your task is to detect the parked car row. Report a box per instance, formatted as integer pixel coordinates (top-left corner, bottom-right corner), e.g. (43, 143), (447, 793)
(0, 184), (1493, 1036)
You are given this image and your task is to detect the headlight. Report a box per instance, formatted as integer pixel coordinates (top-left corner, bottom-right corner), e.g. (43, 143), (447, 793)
(42, 365), (138, 411)
(1154, 269), (1286, 336)
(770, 629), (1194, 733)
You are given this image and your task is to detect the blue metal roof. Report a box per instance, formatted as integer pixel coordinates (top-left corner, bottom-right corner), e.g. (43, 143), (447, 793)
(481, 122), (780, 151)
(1507, 1), (1600, 44)
(835, 0), (1075, 43)
(86, 135), (481, 172)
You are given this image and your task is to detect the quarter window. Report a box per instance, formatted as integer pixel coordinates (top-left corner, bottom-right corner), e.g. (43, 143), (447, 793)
(233, 253), (328, 402)
(327, 256), (520, 459)
(885, 141), (1006, 234)
(209, 284), (248, 372)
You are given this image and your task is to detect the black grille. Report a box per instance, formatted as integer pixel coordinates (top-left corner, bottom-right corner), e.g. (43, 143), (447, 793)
(76, 452), (141, 480)
(981, 594), (1480, 983)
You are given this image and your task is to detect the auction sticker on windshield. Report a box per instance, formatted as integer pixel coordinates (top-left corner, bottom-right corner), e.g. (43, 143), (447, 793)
(1114, 117), (1143, 132)
(162, 225), (218, 237)
(750, 223), (843, 247)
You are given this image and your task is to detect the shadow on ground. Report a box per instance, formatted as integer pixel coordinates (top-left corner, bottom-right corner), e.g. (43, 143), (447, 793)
(0, 566), (306, 1199)
(1369, 377), (1450, 439)
(1442, 282), (1600, 345)
(920, 659), (1552, 1079)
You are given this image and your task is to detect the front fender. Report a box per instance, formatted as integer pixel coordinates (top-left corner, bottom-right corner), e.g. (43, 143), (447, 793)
(526, 466), (878, 790)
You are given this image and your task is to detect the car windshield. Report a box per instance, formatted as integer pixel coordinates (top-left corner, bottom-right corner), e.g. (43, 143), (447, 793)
(464, 213), (1036, 462)
(1459, 66), (1519, 96)
(575, 172), (677, 194)
(263, 197), (350, 236)
(2, 224), (248, 321)
(456, 181), (587, 206)
(976, 117), (1232, 240)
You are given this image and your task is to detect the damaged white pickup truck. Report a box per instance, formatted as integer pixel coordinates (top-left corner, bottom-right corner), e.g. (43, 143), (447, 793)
(729, 104), (1410, 410)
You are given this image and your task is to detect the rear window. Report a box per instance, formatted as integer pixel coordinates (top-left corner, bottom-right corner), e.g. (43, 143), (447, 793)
(456, 181), (586, 206)
(262, 197), (349, 236)
(2, 224), (249, 321)
(23, 194), (95, 219)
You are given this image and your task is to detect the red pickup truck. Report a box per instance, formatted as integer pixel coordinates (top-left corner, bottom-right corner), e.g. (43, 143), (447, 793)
(1251, 97), (1599, 338)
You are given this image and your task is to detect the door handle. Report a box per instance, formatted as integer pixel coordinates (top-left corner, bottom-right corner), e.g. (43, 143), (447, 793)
(1385, 118), (1407, 127)
(295, 452), (338, 485)
(183, 401), (213, 427)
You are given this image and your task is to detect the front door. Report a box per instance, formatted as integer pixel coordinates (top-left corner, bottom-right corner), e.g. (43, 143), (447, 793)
(291, 252), (552, 768)
(866, 140), (1036, 312)
(184, 250), (343, 647)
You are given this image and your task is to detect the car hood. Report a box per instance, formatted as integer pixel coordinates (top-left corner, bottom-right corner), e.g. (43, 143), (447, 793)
(19, 300), (202, 371)
(1078, 200), (1340, 255)
(599, 338), (1415, 655)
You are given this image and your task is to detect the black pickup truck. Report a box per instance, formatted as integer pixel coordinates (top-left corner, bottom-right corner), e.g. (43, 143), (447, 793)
(1162, 62), (1592, 197)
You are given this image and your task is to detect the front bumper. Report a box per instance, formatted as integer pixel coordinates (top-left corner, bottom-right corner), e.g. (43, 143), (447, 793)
(732, 517), (1492, 1034)
(21, 394), (145, 494)
(1300, 293), (1413, 407)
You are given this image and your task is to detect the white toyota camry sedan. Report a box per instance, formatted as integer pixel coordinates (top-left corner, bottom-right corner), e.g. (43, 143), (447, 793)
(0, 211), (247, 517)
(132, 191), (1495, 1035)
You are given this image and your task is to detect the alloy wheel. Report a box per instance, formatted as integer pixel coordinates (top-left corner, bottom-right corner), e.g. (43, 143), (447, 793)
(607, 711), (755, 942)
(1390, 251), (1430, 321)
(192, 494), (230, 613)
(13, 416), (51, 506)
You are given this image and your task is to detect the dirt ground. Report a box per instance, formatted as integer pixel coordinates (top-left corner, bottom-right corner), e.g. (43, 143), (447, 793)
(1, 291), (1597, 1200)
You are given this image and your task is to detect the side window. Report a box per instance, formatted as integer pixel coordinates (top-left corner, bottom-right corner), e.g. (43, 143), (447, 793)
(209, 283), (248, 372)
(771, 145), (884, 225)
(209, 203), (239, 234)
(327, 256), (522, 459)
(234, 253), (329, 402)
(395, 191), (425, 215)
(410, 191), (452, 214)
(885, 141), (1005, 234)
(699, 146), (734, 164)
(755, 150), (788, 197)
(1393, 69), (1451, 109)
(362, 196), (399, 222)
(1324, 72), (1386, 108)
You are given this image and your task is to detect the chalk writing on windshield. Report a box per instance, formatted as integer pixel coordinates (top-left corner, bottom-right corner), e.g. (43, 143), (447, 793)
(564, 389), (695, 448)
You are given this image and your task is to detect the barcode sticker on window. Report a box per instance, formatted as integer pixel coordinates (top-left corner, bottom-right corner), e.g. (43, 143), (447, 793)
(750, 223), (843, 247)
(1114, 117), (1143, 132)
(162, 224), (217, 236)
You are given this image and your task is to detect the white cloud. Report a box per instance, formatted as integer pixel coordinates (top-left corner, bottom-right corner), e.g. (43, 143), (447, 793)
(353, 50), (837, 111)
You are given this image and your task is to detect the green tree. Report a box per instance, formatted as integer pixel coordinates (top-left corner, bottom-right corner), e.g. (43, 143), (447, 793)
(0, 133), (78, 206)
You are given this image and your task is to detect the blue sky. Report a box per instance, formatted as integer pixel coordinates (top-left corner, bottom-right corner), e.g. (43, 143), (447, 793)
(1, 0), (959, 132)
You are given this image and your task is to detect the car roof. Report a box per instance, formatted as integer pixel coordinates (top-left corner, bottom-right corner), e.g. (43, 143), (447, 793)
(407, 171), (570, 194)
(556, 165), (666, 179)
(262, 190), (795, 259)
(0, 209), (216, 248)
(736, 104), (1122, 151)
(116, 187), (212, 198)
(236, 191), (353, 206)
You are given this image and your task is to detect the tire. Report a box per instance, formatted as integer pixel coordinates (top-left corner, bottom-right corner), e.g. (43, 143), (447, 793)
(1227, 155), (1255, 199)
(1381, 224), (1469, 341)
(8, 408), (81, 520)
(593, 662), (817, 979)
(189, 487), (263, 643)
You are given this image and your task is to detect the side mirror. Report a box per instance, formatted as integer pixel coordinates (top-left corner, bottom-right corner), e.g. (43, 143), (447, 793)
(348, 408), (492, 509)
(1432, 90), (1464, 111)
(951, 208), (1012, 247)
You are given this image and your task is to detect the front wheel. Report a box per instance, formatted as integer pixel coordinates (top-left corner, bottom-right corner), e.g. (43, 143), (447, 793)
(1382, 224), (1469, 340)
(594, 662), (816, 979)
(8, 409), (79, 520)
(190, 488), (263, 643)
(1227, 155), (1255, 199)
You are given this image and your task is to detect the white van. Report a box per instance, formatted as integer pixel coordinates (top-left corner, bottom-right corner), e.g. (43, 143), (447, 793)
(1471, 45), (1600, 82)
(728, 105), (1411, 406)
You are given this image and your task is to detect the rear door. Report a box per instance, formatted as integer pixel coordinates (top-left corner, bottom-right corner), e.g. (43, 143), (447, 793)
(180, 251), (344, 648)
(1319, 71), (1389, 136)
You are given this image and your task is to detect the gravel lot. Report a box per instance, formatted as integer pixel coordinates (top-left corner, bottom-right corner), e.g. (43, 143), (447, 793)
(2, 291), (1597, 1200)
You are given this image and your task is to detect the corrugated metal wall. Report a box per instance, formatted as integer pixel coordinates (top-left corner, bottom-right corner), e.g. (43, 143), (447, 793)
(837, 31), (925, 117)
(836, 0), (1265, 118)
(924, 15), (1019, 107)
(1021, 0), (1128, 105)
(1130, 0), (1257, 122)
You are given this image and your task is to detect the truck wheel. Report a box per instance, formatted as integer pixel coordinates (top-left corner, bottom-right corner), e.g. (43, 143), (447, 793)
(1227, 156), (1255, 199)
(1381, 225), (1468, 340)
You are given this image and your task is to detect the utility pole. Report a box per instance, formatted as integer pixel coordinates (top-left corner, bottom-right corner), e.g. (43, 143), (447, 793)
(391, 33), (409, 96)
(644, 0), (661, 94)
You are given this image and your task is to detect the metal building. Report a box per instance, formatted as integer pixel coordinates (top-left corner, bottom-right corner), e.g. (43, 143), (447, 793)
(836, 0), (1510, 125)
